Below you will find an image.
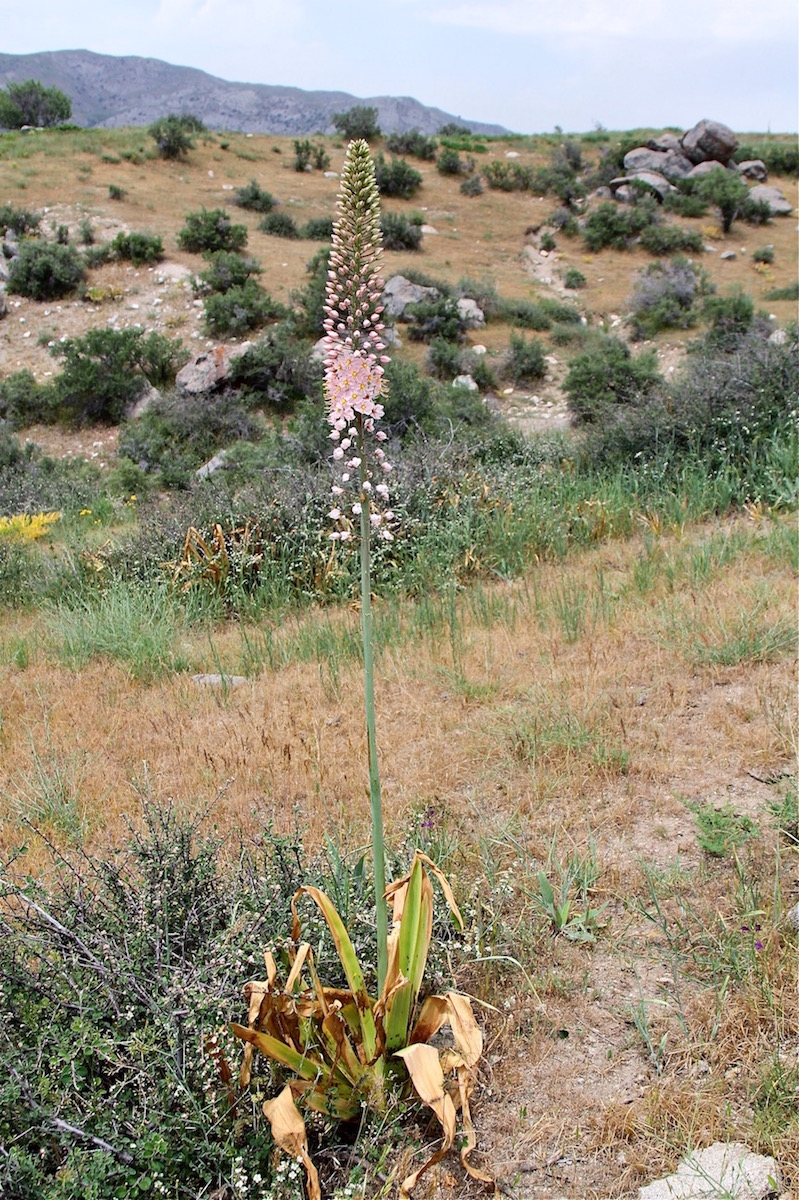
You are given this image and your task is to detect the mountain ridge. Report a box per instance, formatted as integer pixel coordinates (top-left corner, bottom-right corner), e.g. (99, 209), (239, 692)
(0, 49), (510, 135)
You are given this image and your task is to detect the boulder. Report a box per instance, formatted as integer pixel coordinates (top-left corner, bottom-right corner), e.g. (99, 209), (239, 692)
(614, 184), (638, 205)
(3, 234), (19, 258)
(769, 328), (788, 346)
(175, 342), (252, 395)
(456, 297), (486, 328)
(452, 374), (478, 391)
(681, 119), (739, 165)
(627, 171), (676, 200)
(382, 274), (440, 320)
(196, 451), (228, 479)
(638, 1141), (780, 1200)
(686, 160), (729, 178)
(0, 257), (8, 283)
(623, 148), (693, 179)
(735, 159), (768, 181)
(128, 383), (161, 419)
(648, 133), (683, 153)
(748, 184), (794, 215)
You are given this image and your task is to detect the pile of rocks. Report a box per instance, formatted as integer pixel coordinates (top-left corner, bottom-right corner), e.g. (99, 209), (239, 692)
(604, 118), (792, 214)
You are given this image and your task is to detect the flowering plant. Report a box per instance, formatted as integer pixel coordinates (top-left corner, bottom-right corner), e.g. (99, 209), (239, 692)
(231, 141), (495, 1198)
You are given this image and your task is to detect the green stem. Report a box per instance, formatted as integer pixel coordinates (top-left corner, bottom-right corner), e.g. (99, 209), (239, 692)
(358, 424), (388, 994)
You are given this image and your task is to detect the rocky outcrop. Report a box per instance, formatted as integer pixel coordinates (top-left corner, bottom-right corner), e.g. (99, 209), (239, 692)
(622, 147), (693, 179)
(735, 159), (768, 181)
(456, 297), (485, 328)
(748, 184), (794, 215)
(680, 118), (739, 165)
(382, 275), (440, 320)
(686, 160), (729, 178)
(610, 171), (675, 201)
(175, 343), (252, 395)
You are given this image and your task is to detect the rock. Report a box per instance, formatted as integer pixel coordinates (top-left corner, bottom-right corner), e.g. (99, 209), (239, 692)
(3, 234), (19, 258)
(648, 133), (684, 153)
(196, 451), (228, 479)
(720, 250), (737, 260)
(190, 673), (248, 688)
(175, 342), (252, 394)
(686, 160), (730, 178)
(736, 159), (768, 182)
(128, 383), (161, 419)
(748, 184), (794, 216)
(639, 1142), (780, 1200)
(311, 336), (327, 362)
(593, 186), (613, 200)
(382, 274), (440, 320)
(622, 148), (693, 179)
(456, 297), (485, 328)
(787, 899), (799, 927)
(505, 150), (520, 158)
(627, 170), (677, 200)
(452, 374), (478, 391)
(420, 224), (438, 235)
(0, 287), (6, 319)
(0, 257), (8, 282)
(614, 184), (638, 205)
(681, 119), (739, 165)
(323, 171), (339, 179)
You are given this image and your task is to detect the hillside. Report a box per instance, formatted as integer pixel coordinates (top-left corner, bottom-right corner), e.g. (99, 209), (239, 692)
(0, 49), (508, 135)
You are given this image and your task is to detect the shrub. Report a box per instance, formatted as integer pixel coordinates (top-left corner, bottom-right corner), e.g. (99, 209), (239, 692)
(406, 297), (467, 342)
(258, 211), (299, 239)
(293, 139), (330, 172)
(504, 333), (546, 383)
(549, 207), (580, 237)
(538, 297), (581, 324)
(177, 208), (247, 254)
(628, 257), (704, 339)
(53, 328), (148, 424)
(0, 369), (56, 427)
(427, 337), (462, 380)
(6, 240), (84, 300)
(639, 223), (704, 256)
(764, 282), (798, 301)
(703, 291), (755, 350)
(380, 211), (423, 251)
(119, 392), (262, 484)
(372, 154), (422, 199)
(385, 130), (437, 161)
(108, 183), (127, 201)
(0, 79), (71, 128)
(136, 333), (189, 388)
(332, 105), (381, 141)
(438, 122), (470, 137)
(662, 190), (708, 218)
(109, 230), (164, 265)
(739, 196), (772, 226)
(483, 161), (533, 191)
(697, 169), (750, 234)
(455, 276), (502, 319)
(380, 358), (435, 434)
(0, 203), (41, 235)
(564, 336), (661, 424)
(203, 280), (283, 336)
(501, 299), (552, 331)
(540, 231), (557, 251)
(196, 250), (261, 294)
(233, 180), (276, 213)
(290, 246), (330, 337)
(460, 174), (483, 197)
(582, 197), (658, 251)
(301, 216), (334, 241)
(563, 267), (586, 289)
(227, 324), (323, 410)
(753, 245), (775, 265)
(436, 147), (466, 176)
(148, 113), (205, 159)
(733, 142), (799, 178)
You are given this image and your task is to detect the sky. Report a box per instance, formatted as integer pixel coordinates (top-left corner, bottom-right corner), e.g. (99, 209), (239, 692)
(4, 0), (798, 133)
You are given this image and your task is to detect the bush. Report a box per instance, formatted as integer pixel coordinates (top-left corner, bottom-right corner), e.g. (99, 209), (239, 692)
(733, 141), (799, 178)
(332, 105), (380, 141)
(6, 240), (84, 300)
(703, 291), (755, 350)
(427, 337), (462, 380)
(406, 297), (467, 342)
(764, 282), (798, 301)
(628, 257), (704, 339)
(455, 276), (502, 320)
(203, 280), (283, 337)
(540, 231), (557, 251)
(639, 223), (704, 256)
(563, 267), (586, 289)
(753, 245), (775, 265)
(460, 174), (483, 197)
(564, 336), (661, 424)
(233, 180), (276, 213)
(380, 358), (435, 434)
(301, 217), (334, 241)
(293, 140), (330, 172)
(739, 196), (772, 226)
(549, 207), (580, 237)
(380, 211), (423, 251)
(436, 147), (467, 176)
(290, 246), (331, 338)
(697, 169), (750, 233)
(501, 299), (552, 331)
(258, 211), (299, 239)
(119, 392), (262, 484)
(148, 113), (205, 159)
(483, 161), (533, 191)
(0, 203), (41, 236)
(108, 183), (127, 201)
(136, 333), (189, 388)
(108, 230), (164, 265)
(504, 333), (546, 384)
(177, 208), (248, 254)
(195, 250), (261, 294)
(385, 130), (437, 160)
(372, 154), (422, 199)
(582, 197), (658, 251)
(0, 369), (56, 427)
(0, 79), (71, 128)
(662, 190), (708, 218)
(227, 325), (323, 410)
(53, 328), (148, 424)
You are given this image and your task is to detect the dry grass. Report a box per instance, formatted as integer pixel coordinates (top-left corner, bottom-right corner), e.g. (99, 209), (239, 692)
(1, 516), (796, 1195)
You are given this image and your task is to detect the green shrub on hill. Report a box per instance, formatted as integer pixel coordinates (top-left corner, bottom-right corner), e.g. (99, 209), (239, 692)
(372, 154), (423, 199)
(381, 211), (423, 251)
(0, 203), (41, 235)
(203, 281), (284, 337)
(628, 258), (706, 339)
(195, 250), (261, 294)
(332, 105), (381, 141)
(582, 197), (658, 251)
(7, 240), (84, 300)
(177, 208), (248, 254)
(233, 180), (276, 213)
(148, 113), (205, 159)
(0, 78), (71, 128)
(385, 130), (437, 160)
(109, 231), (164, 265)
(258, 211), (299, 239)
(564, 335), (661, 424)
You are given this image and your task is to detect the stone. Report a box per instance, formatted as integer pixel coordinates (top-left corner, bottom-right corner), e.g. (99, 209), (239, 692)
(638, 1142), (780, 1200)
(748, 185), (794, 216)
(614, 184), (638, 205)
(0, 287), (6, 319)
(622, 148), (693, 179)
(456, 297), (485, 328)
(681, 119), (739, 165)
(452, 374), (478, 391)
(190, 673), (248, 688)
(686, 160), (729, 178)
(195, 451), (228, 479)
(720, 250), (737, 260)
(3, 234), (19, 258)
(0, 257), (8, 282)
(736, 159), (768, 182)
(175, 342), (252, 394)
(127, 383), (161, 419)
(382, 274), (440, 320)
(648, 133), (683, 153)
(787, 899), (799, 927)
(593, 186), (612, 200)
(627, 170), (676, 200)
